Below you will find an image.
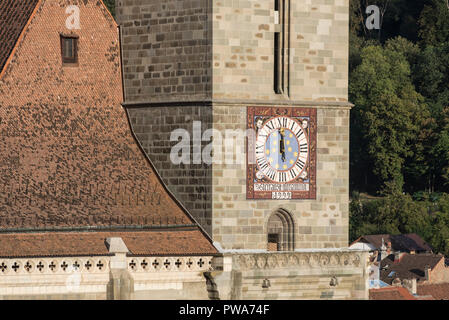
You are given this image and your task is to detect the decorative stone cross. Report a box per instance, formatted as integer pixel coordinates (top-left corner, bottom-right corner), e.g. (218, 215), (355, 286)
(37, 261), (44, 272)
(49, 261), (56, 271)
(24, 261), (32, 272)
(61, 261), (68, 271)
(84, 261), (92, 270)
(97, 261), (104, 270)
(12, 262), (19, 272)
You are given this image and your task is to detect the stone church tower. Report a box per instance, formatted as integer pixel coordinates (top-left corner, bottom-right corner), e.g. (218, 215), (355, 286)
(117, 0), (351, 251)
(116, 0), (367, 299)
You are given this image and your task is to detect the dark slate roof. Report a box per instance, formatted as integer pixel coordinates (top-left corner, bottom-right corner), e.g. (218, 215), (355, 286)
(0, 0), (40, 76)
(355, 233), (433, 253)
(379, 253), (443, 285)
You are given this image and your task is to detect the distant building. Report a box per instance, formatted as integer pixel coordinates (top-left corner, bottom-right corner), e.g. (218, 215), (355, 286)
(379, 253), (449, 285)
(351, 234), (436, 289)
(350, 233), (433, 255)
(369, 280), (449, 300)
(369, 286), (422, 300)
(417, 283), (449, 300)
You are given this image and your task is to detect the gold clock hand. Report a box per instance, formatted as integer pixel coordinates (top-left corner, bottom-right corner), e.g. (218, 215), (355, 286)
(279, 129), (286, 162)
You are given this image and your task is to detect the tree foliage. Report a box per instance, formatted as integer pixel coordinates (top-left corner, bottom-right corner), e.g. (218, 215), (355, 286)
(349, 0), (449, 247)
(350, 193), (449, 255)
(102, 0), (115, 18)
(350, 38), (427, 192)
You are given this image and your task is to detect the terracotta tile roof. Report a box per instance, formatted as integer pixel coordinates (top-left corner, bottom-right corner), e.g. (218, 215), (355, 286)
(0, 0), (40, 76)
(0, 1), (196, 232)
(380, 253), (443, 285)
(0, 230), (217, 258)
(369, 287), (418, 300)
(354, 234), (433, 253)
(0, 0), (217, 256)
(417, 283), (449, 300)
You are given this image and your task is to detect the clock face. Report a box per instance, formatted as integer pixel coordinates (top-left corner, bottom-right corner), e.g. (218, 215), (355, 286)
(247, 106), (316, 200)
(255, 116), (309, 183)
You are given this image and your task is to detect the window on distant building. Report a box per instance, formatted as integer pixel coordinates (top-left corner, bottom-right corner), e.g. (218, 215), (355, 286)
(60, 35), (78, 64)
(388, 271), (396, 278)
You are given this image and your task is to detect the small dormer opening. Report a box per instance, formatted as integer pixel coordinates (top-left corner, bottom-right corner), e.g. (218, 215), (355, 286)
(60, 34), (78, 64)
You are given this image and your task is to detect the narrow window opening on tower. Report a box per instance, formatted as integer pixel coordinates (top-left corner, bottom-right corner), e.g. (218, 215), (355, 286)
(273, 0), (289, 95)
(268, 233), (280, 251)
(274, 0), (283, 94)
(267, 209), (295, 251)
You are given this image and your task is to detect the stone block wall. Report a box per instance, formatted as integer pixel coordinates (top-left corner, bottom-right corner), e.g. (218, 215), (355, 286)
(127, 105), (214, 234)
(211, 103), (350, 250)
(0, 255), (213, 300)
(211, 251), (369, 300)
(119, 0), (352, 250)
(211, 0), (349, 102)
(116, 0), (213, 103)
(117, 0), (349, 104)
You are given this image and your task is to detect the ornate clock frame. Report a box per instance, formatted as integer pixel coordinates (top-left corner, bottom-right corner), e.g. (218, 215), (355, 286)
(246, 106), (317, 200)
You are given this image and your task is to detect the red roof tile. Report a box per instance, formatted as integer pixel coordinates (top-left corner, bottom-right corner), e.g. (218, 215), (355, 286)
(0, 0), (199, 231)
(369, 287), (418, 300)
(418, 283), (449, 300)
(0, 230), (217, 258)
(0, 0), (40, 76)
(0, 1), (217, 256)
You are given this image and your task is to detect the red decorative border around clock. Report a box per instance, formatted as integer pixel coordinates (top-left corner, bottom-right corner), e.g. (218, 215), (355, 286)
(246, 106), (317, 200)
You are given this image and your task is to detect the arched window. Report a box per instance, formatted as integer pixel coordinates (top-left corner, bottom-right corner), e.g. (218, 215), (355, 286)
(267, 209), (295, 251)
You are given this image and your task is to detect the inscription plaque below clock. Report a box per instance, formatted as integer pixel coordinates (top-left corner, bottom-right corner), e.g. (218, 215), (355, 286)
(247, 106), (317, 200)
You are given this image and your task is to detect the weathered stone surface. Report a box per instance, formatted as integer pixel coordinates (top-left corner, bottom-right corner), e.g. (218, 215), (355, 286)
(116, 0), (213, 103)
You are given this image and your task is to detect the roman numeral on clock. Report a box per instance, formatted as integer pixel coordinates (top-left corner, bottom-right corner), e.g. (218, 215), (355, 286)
(290, 121), (295, 131)
(295, 159), (305, 170)
(300, 143), (308, 152)
(266, 168), (276, 181)
(257, 157), (268, 168)
(279, 171), (287, 183)
(296, 130), (304, 139)
(289, 168), (297, 180)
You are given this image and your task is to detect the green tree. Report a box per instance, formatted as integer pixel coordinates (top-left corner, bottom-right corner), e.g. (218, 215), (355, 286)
(102, 0), (115, 18)
(435, 108), (449, 189)
(350, 39), (427, 192)
(419, 0), (449, 46)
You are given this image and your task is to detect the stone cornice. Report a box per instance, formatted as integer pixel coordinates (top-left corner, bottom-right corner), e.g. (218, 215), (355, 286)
(218, 251), (366, 271)
(122, 99), (354, 109)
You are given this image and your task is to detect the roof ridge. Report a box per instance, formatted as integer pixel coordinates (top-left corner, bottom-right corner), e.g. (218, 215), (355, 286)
(0, 0), (42, 80)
